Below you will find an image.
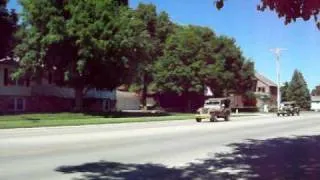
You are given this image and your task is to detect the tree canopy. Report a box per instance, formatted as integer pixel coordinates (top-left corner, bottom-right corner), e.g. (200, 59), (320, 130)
(127, 3), (174, 108)
(152, 25), (255, 98)
(126, 3), (176, 109)
(15, 0), (147, 110)
(287, 70), (311, 109)
(215, 0), (320, 29)
(280, 82), (290, 102)
(153, 25), (212, 95)
(0, 0), (18, 59)
(14, 0), (257, 112)
(206, 36), (255, 97)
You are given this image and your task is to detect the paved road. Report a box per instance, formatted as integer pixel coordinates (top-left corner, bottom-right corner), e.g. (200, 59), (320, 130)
(1, 112), (320, 180)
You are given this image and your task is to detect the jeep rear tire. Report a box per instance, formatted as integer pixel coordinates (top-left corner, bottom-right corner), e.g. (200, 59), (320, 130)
(196, 118), (202, 122)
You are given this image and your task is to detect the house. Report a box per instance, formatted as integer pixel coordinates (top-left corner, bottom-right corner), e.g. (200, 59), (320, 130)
(116, 85), (159, 111)
(204, 73), (277, 112)
(254, 73), (278, 111)
(0, 57), (116, 113)
(116, 90), (140, 110)
(110, 72), (278, 112)
(311, 96), (320, 112)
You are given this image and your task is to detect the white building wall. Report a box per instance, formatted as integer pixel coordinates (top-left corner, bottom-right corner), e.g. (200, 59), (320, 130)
(116, 91), (140, 110)
(31, 84), (116, 100)
(311, 102), (320, 111)
(311, 96), (320, 111)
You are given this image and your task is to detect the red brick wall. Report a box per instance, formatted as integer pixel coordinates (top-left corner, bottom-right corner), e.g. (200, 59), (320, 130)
(229, 95), (244, 108)
(0, 96), (16, 113)
(0, 95), (73, 113)
(84, 98), (103, 112)
(25, 96), (73, 112)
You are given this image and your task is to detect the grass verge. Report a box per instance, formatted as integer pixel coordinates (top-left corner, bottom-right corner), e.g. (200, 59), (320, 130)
(0, 112), (194, 129)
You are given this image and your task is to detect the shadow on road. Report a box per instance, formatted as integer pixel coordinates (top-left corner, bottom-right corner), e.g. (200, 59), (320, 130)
(56, 135), (320, 180)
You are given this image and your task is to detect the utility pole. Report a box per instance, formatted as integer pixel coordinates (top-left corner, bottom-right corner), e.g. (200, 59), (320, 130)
(270, 48), (287, 111)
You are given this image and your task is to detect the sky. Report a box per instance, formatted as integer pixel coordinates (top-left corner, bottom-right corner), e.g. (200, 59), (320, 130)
(7, 0), (320, 90)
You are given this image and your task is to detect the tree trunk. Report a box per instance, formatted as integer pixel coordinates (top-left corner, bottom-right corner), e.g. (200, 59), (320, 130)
(187, 98), (192, 112)
(74, 87), (84, 112)
(141, 72), (148, 110)
(185, 91), (192, 112)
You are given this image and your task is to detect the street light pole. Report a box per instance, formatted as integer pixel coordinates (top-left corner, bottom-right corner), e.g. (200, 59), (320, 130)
(270, 48), (286, 111)
(276, 53), (281, 111)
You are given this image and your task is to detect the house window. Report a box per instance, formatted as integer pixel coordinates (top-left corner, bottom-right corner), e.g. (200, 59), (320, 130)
(7, 98), (26, 112)
(8, 98), (15, 111)
(258, 87), (265, 93)
(4, 68), (8, 86)
(48, 72), (53, 84)
(17, 78), (25, 86)
(16, 98), (25, 111)
(4, 68), (22, 86)
(26, 79), (30, 87)
(103, 99), (111, 112)
(8, 70), (16, 86)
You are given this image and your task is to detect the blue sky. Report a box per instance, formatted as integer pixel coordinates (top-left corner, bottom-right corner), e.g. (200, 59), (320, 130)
(8, 0), (320, 90)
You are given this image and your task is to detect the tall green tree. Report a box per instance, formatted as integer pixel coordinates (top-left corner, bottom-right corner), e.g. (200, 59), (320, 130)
(287, 70), (311, 109)
(281, 82), (290, 102)
(215, 0), (320, 29)
(0, 0), (18, 58)
(153, 25), (255, 111)
(131, 3), (158, 109)
(206, 36), (255, 97)
(153, 26), (214, 110)
(129, 4), (174, 109)
(15, 0), (146, 111)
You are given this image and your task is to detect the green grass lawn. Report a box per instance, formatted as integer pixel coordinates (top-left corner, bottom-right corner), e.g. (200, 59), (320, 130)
(0, 112), (195, 129)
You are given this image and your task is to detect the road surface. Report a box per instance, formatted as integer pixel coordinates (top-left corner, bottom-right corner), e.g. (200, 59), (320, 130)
(1, 112), (320, 180)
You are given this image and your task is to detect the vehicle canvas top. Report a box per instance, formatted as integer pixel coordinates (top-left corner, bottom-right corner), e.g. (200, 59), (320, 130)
(206, 98), (230, 102)
(281, 101), (296, 105)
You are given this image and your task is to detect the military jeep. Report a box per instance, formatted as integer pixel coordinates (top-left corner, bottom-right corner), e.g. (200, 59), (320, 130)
(277, 101), (300, 116)
(195, 98), (231, 122)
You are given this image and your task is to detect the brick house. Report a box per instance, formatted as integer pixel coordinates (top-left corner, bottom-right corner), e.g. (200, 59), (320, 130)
(254, 72), (277, 111)
(206, 72), (277, 112)
(0, 58), (116, 113)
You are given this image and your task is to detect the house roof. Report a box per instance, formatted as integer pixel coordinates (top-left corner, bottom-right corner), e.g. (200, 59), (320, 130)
(311, 96), (320, 101)
(117, 84), (129, 91)
(255, 72), (277, 87)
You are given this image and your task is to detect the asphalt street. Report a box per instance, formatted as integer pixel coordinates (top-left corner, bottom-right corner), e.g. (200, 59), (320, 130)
(1, 112), (320, 180)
